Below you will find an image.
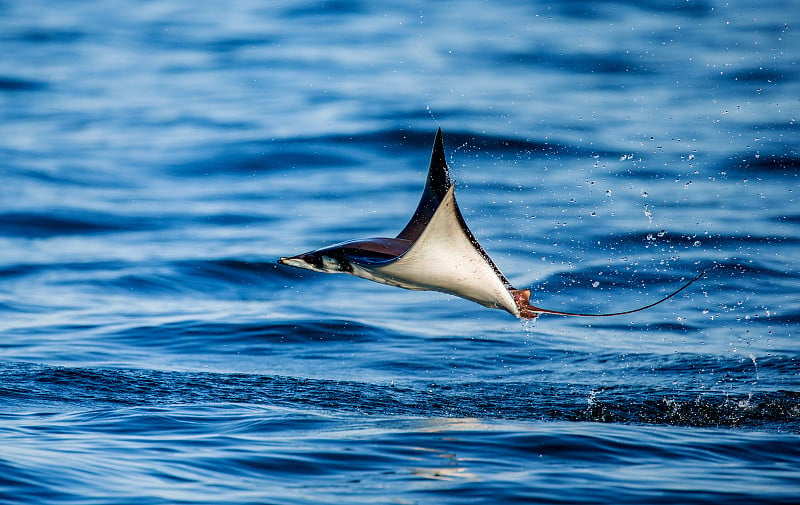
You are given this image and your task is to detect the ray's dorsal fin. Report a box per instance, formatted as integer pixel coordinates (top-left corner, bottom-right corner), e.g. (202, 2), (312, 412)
(396, 128), (452, 241)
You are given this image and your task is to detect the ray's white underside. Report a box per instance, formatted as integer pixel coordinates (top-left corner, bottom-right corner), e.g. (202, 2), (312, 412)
(354, 186), (519, 316)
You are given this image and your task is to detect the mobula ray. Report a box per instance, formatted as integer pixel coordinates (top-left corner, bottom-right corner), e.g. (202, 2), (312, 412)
(279, 129), (703, 318)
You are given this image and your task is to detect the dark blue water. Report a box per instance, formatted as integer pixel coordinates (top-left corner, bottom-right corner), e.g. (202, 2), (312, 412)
(2, 1), (799, 503)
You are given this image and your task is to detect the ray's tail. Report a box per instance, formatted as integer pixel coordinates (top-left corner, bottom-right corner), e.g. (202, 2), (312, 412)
(512, 270), (706, 319)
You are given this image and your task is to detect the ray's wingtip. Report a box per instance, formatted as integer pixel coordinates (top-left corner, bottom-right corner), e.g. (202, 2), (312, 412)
(433, 127), (444, 151)
(431, 127), (448, 170)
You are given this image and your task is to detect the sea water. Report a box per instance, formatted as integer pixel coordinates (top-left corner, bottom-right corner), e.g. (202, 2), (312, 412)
(1, 1), (798, 503)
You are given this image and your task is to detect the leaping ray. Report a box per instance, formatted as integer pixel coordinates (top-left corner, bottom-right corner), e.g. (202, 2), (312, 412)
(278, 128), (704, 319)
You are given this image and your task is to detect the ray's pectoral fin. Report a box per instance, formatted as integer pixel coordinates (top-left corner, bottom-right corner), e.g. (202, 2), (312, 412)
(277, 127), (523, 317)
(369, 184), (520, 315)
(510, 270), (706, 319)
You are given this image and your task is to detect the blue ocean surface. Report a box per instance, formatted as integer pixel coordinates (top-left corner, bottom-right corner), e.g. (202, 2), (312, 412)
(1, 0), (799, 503)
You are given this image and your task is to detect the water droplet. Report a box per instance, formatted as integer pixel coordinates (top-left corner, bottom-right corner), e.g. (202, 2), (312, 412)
(591, 281), (600, 288)
(643, 204), (653, 223)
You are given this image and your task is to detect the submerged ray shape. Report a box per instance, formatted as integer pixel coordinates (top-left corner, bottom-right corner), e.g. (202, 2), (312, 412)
(278, 129), (703, 318)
